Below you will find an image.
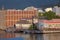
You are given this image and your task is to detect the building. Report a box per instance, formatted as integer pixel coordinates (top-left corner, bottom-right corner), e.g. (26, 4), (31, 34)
(0, 9), (6, 29)
(38, 19), (60, 30)
(15, 20), (32, 30)
(5, 9), (37, 28)
(45, 7), (52, 12)
(0, 8), (38, 30)
(0, 6), (38, 29)
(52, 6), (60, 15)
(24, 6), (37, 11)
(38, 9), (44, 13)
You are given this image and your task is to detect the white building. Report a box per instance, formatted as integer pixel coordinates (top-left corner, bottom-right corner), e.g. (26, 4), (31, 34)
(24, 6), (37, 11)
(38, 9), (44, 13)
(15, 18), (38, 30)
(38, 19), (60, 30)
(45, 7), (52, 12)
(15, 20), (32, 30)
(52, 6), (60, 15)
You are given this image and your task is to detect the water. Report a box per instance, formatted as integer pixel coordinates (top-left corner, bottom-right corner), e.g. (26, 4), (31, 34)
(0, 33), (60, 40)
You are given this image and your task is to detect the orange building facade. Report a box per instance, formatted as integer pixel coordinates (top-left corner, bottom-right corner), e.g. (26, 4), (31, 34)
(5, 9), (37, 27)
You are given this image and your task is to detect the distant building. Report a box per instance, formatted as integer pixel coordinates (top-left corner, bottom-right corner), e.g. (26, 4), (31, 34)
(38, 9), (44, 13)
(15, 18), (38, 30)
(45, 7), (52, 12)
(6, 9), (37, 27)
(0, 6), (38, 29)
(24, 6), (37, 11)
(15, 20), (32, 30)
(21, 18), (38, 24)
(38, 19), (60, 30)
(52, 6), (60, 15)
(0, 9), (6, 29)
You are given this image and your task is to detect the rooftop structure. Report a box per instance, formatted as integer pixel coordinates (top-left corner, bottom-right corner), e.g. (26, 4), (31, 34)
(52, 6), (60, 15)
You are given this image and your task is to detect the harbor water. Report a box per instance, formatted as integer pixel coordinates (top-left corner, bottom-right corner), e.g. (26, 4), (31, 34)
(0, 32), (60, 40)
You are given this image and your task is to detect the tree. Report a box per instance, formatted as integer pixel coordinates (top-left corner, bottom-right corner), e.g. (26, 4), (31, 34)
(29, 23), (37, 30)
(55, 15), (60, 19)
(38, 11), (60, 19)
(38, 12), (44, 17)
(43, 11), (56, 20)
(29, 25), (33, 30)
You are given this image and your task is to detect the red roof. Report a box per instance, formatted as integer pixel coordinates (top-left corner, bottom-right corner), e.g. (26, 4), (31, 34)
(39, 19), (60, 23)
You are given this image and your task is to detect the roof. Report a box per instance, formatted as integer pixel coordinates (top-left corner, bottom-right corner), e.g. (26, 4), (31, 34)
(17, 20), (31, 24)
(39, 19), (60, 23)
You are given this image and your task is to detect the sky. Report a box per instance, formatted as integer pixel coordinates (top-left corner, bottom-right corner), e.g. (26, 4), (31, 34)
(0, 0), (59, 9)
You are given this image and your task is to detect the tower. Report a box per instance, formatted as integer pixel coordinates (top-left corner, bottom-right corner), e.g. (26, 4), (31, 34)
(0, 5), (6, 30)
(2, 5), (4, 10)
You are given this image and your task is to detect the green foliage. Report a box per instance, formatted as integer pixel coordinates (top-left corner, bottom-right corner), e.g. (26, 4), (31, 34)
(29, 23), (37, 30)
(43, 11), (56, 20)
(55, 15), (60, 18)
(38, 12), (43, 17)
(29, 25), (33, 30)
(38, 11), (57, 20)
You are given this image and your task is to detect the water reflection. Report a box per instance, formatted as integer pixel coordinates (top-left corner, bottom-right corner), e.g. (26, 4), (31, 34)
(0, 33), (15, 38)
(43, 33), (60, 40)
(0, 33), (60, 40)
